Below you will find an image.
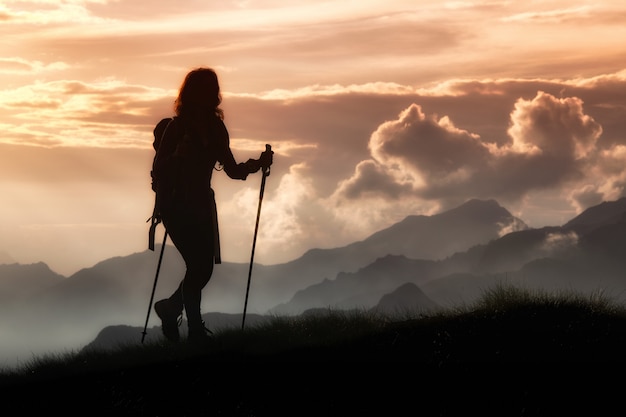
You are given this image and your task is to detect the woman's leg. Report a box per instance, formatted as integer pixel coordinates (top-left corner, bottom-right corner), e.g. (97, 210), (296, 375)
(167, 219), (215, 338)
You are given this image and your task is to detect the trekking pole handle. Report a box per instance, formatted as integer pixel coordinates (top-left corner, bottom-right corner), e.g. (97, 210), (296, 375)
(263, 144), (272, 175)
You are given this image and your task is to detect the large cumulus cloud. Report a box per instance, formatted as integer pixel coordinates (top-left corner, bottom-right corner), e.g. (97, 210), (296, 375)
(333, 90), (607, 216)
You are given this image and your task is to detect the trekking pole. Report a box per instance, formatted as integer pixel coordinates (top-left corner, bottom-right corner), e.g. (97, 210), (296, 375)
(141, 231), (168, 343)
(242, 144), (271, 330)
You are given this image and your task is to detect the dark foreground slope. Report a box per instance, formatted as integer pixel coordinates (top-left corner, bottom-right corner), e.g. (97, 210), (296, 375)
(2, 286), (626, 416)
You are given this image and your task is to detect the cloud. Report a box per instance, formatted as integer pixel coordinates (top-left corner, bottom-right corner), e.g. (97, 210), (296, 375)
(0, 78), (172, 147)
(333, 90), (605, 214)
(507, 91), (601, 159)
(502, 6), (592, 23)
(540, 231), (579, 254)
(370, 103), (489, 189)
(567, 144), (626, 211)
(218, 161), (344, 263)
(0, 0), (111, 26)
(238, 82), (418, 101)
(0, 57), (69, 75)
(332, 102), (492, 207)
(335, 160), (413, 200)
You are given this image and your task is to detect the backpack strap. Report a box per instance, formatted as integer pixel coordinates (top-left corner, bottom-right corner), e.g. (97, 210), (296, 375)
(147, 201), (161, 251)
(148, 117), (174, 251)
(153, 117), (173, 151)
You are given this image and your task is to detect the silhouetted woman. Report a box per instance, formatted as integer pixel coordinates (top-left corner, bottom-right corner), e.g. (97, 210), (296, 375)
(151, 67), (273, 342)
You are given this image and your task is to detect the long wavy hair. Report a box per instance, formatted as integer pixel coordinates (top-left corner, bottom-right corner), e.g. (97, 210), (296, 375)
(174, 67), (224, 120)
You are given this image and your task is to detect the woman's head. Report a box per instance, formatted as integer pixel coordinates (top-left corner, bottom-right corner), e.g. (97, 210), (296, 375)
(175, 67), (223, 119)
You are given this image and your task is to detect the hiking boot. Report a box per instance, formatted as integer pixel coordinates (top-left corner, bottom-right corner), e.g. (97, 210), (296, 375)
(154, 299), (182, 342)
(187, 321), (213, 343)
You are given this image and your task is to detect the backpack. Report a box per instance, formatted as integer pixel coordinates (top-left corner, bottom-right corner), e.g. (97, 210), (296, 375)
(147, 117), (174, 250)
(150, 117), (174, 191)
(148, 116), (211, 249)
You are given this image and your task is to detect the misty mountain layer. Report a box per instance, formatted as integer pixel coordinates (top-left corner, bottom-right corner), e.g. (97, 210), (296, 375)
(1, 198), (626, 367)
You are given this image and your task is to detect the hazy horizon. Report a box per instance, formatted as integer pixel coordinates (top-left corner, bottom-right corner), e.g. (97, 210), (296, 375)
(2, 1), (626, 276)
(0, 194), (601, 278)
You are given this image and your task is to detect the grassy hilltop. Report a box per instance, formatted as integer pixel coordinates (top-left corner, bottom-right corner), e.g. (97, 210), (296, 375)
(2, 284), (625, 416)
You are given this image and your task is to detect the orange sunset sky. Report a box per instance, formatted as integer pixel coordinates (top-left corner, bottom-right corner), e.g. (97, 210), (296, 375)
(1, 0), (626, 276)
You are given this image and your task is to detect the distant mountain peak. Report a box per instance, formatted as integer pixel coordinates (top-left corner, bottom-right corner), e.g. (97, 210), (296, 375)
(441, 198), (510, 218)
(564, 197), (626, 229)
(372, 282), (440, 315)
(461, 198), (500, 207)
(397, 199), (504, 222)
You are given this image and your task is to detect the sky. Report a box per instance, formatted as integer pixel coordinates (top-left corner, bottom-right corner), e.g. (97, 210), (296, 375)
(1, 0), (626, 277)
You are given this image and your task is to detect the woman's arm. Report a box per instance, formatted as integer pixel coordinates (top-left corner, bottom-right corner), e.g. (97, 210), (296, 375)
(216, 119), (262, 180)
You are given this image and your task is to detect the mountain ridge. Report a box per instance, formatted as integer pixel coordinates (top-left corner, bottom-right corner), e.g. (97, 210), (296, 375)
(2, 197), (625, 367)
